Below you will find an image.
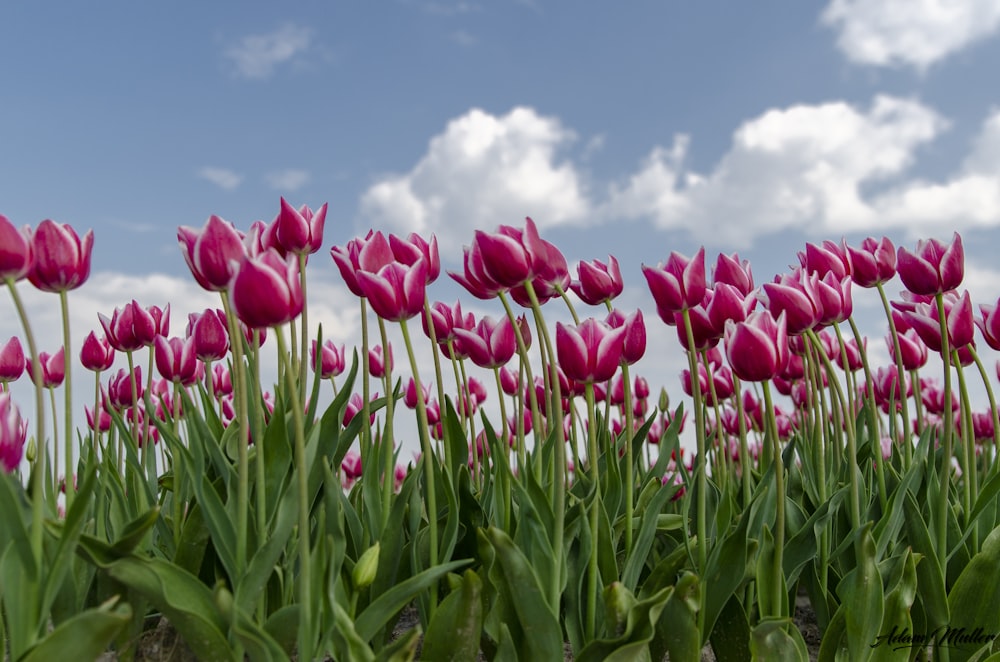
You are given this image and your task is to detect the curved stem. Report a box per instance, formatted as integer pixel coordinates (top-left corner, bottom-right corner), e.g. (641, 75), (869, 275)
(584, 382), (600, 641)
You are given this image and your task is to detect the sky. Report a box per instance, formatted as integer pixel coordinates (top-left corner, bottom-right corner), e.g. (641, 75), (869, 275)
(3, 0), (1000, 460)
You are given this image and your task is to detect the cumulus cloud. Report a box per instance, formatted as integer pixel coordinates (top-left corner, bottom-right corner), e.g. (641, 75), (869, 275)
(197, 167), (243, 191)
(822, 0), (1000, 70)
(265, 169), (312, 192)
(359, 107), (590, 251)
(224, 24), (312, 79)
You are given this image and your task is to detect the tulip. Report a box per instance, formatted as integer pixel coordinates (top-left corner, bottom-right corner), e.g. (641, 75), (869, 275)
(712, 252), (754, 297)
(99, 301), (159, 352)
(25, 348), (65, 388)
(229, 249), (303, 329)
(642, 247), (707, 320)
(920, 379), (957, 415)
(707, 282), (755, 334)
(80, 332), (115, 372)
(369, 344), (392, 378)
(390, 233), (441, 284)
(472, 221), (537, 289)
(0, 215), (33, 282)
(85, 405), (111, 433)
(356, 259), (428, 322)
(889, 329), (928, 371)
(976, 300), (1000, 351)
(310, 339), (345, 379)
(673, 297), (717, 351)
(422, 300), (475, 358)
(452, 315), (517, 369)
(873, 367), (910, 412)
(723, 311), (789, 382)
(188, 309), (230, 361)
(245, 219), (284, 259)
(178, 215), (247, 291)
(835, 337), (865, 372)
(108, 367), (143, 409)
(572, 256), (623, 305)
(510, 232), (570, 306)
(896, 232), (964, 296)
(812, 273), (853, 327)
(798, 241), (849, 280)
(0, 337), (25, 382)
(902, 290), (975, 354)
(154, 336), (199, 385)
(759, 270), (821, 335)
(499, 365), (520, 395)
(26, 220), (94, 292)
(845, 236), (896, 288)
(344, 392), (378, 426)
(213, 363), (233, 396)
(0, 393), (26, 473)
(275, 197), (327, 256)
(555, 318), (625, 384)
(404, 378), (431, 409)
(606, 309), (647, 365)
(449, 241), (506, 300)
(330, 231), (395, 297)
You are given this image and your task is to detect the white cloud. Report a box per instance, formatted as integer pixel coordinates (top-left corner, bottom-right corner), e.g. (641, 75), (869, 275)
(197, 167), (243, 191)
(359, 107), (590, 251)
(265, 169), (312, 192)
(822, 0), (1000, 70)
(224, 24), (312, 79)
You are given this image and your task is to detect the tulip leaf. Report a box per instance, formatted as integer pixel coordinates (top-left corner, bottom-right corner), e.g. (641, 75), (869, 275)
(903, 491), (949, 628)
(422, 569), (484, 661)
(702, 506), (755, 643)
(654, 571), (702, 662)
(20, 597), (132, 662)
(871, 549), (917, 662)
(622, 472), (674, 593)
(576, 583), (672, 662)
(214, 584), (288, 662)
(835, 522), (882, 662)
(750, 618), (809, 662)
(0, 470), (35, 576)
(709, 595), (752, 662)
(946, 524), (1000, 662)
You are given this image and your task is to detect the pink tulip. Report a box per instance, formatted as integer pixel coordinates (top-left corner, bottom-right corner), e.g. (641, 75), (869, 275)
(99, 301), (160, 352)
(453, 315), (517, 369)
(873, 366), (910, 412)
(759, 270), (821, 335)
(835, 337), (865, 372)
(889, 329), (929, 371)
(897, 233), (964, 296)
(390, 233), (441, 284)
(572, 256), (624, 305)
(178, 215), (247, 291)
(812, 273), (853, 327)
(85, 405), (111, 433)
(798, 241), (849, 279)
(275, 197), (327, 256)
(0, 337), (25, 382)
(356, 259), (428, 322)
(673, 297), (718, 351)
(606, 309), (646, 365)
(213, 363), (233, 396)
(108, 367), (143, 409)
(422, 300), (475, 358)
(472, 222), (537, 289)
(188, 309), (229, 361)
(845, 237), (896, 288)
(0, 393), (26, 473)
(310, 339), (345, 379)
(449, 241), (506, 300)
(642, 247), (707, 320)
(712, 252), (754, 297)
(555, 318), (625, 384)
(229, 249), (303, 329)
(330, 231), (395, 298)
(80, 332), (115, 372)
(154, 336), (199, 385)
(245, 219), (285, 259)
(25, 347), (65, 388)
(902, 290), (975, 354)
(404, 378), (432, 410)
(0, 215), (33, 282)
(510, 231), (570, 306)
(499, 365), (520, 396)
(27, 220), (94, 292)
(723, 311), (789, 383)
(976, 301), (1000, 351)
(344, 392), (378, 426)
(369, 344), (392, 378)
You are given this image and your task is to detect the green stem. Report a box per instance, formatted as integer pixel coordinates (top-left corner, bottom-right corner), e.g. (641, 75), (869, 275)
(298, 254), (309, 403)
(933, 292), (954, 564)
(58, 291), (75, 509)
(877, 282), (914, 466)
(377, 317), (396, 532)
(762, 381), (786, 618)
(251, 330), (268, 621)
(969, 347), (1000, 481)
(843, 320), (887, 512)
(680, 308), (708, 636)
(584, 382), (600, 641)
(220, 293), (250, 579)
(422, 298), (452, 471)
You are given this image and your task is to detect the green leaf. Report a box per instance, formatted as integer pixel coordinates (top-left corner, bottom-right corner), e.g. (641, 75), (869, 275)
(21, 597), (131, 662)
(703, 507), (756, 644)
(947, 524), (1000, 662)
(835, 522), (883, 662)
(871, 549), (917, 662)
(422, 569), (484, 661)
(214, 584), (288, 662)
(622, 477), (674, 593)
(576, 582), (672, 662)
(709, 595), (752, 662)
(903, 491), (949, 628)
(750, 618), (809, 662)
(655, 571), (702, 662)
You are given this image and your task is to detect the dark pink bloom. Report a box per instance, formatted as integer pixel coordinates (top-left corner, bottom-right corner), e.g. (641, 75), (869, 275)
(423, 300), (475, 359)
(0, 393), (26, 473)
(212, 363), (233, 396)
(759, 270), (821, 335)
(275, 197), (327, 256)
(25, 347), (65, 388)
(976, 300), (1000, 351)
(188, 309), (229, 362)
(357, 260), (428, 322)
(873, 367), (910, 413)
(499, 366), (520, 396)
(0, 215), (33, 282)
(311, 339), (345, 379)
(404, 378), (431, 409)
(99, 301), (159, 352)
(712, 252), (754, 297)
(230, 249), (303, 329)
(177, 215), (247, 291)
(835, 337), (865, 372)
(342, 451), (362, 480)
(572, 256), (623, 305)
(555, 318), (625, 384)
(812, 273), (853, 326)
(344, 392), (378, 426)
(673, 297), (718, 351)
(369, 344), (392, 378)
(920, 378), (956, 415)
(606, 309), (646, 365)
(390, 233), (440, 284)
(845, 237), (896, 288)
(889, 329), (929, 371)
(897, 233), (964, 296)
(108, 366), (143, 410)
(0, 337), (25, 382)
(798, 241), (849, 279)
(330, 231), (395, 297)
(723, 311), (789, 382)
(85, 405), (111, 433)
(80, 332), (115, 372)
(154, 336), (198, 385)
(449, 241), (506, 300)
(902, 290), (975, 354)
(509, 229), (570, 306)
(453, 315), (517, 369)
(642, 247), (707, 320)
(27, 220), (94, 292)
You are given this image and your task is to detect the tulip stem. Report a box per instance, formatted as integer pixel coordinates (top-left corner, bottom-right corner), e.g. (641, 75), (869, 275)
(680, 309), (708, 637)
(251, 330), (268, 621)
(298, 254), (308, 403)
(421, 298), (452, 472)
(953, 357), (977, 552)
(761, 381), (786, 618)
(398, 317), (439, 618)
(934, 293), (954, 563)
(220, 293), (250, 582)
(843, 320), (887, 512)
(498, 292), (543, 474)
(584, 382), (600, 641)
(877, 282), (914, 467)
(969, 347), (1000, 481)
(58, 290), (75, 509)
(377, 317), (396, 532)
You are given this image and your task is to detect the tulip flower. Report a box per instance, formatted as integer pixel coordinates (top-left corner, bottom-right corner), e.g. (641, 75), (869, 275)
(154, 336), (199, 386)
(310, 339), (345, 379)
(889, 329), (929, 371)
(229, 249), (303, 329)
(606, 309), (646, 365)
(976, 300), (1000, 351)
(798, 240), (849, 280)
(99, 301), (160, 352)
(897, 232), (964, 296)
(275, 197), (327, 256)
(555, 318), (625, 384)
(404, 378), (432, 409)
(642, 247), (707, 320)
(423, 300), (475, 358)
(510, 233), (570, 306)
(0, 215), (33, 282)
(178, 215), (247, 291)
(812, 273), (853, 327)
(449, 241), (506, 300)
(453, 315), (517, 369)
(835, 337), (865, 372)
(0, 393), (26, 473)
(79, 332), (115, 372)
(902, 290), (975, 354)
(25, 348), (65, 388)
(712, 252), (754, 297)
(330, 231), (395, 297)
(759, 270), (821, 335)
(356, 259), (428, 322)
(723, 311), (789, 382)
(188, 309), (230, 361)
(26, 220), (94, 292)
(369, 344), (392, 378)
(344, 392), (378, 426)
(572, 256), (624, 305)
(213, 363), (233, 396)
(845, 236), (896, 288)
(0, 337), (25, 382)
(472, 220), (539, 289)
(85, 405), (111, 433)
(108, 366), (143, 409)
(921, 379), (957, 415)
(390, 233), (441, 284)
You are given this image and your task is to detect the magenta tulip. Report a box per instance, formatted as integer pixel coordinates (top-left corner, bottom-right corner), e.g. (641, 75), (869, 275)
(369, 344), (392, 378)
(897, 233), (964, 296)
(0, 393), (26, 473)
(80, 332), (115, 372)
(712, 252), (754, 297)
(330, 231), (395, 297)
(976, 301), (1000, 351)
(423, 300), (475, 358)
(759, 270), (821, 335)
(0, 215), (33, 282)
(723, 311), (789, 382)
(178, 215), (247, 291)
(642, 247), (707, 320)
(556, 318), (625, 384)
(902, 290), (974, 354)
(798, 241), (849, 279)
(453, 315), (517, 369)
(572, 256), (623, 305)
(230, 249), (303, 329)
(889, 329), (929, 371)
(25, 348), (65, 388)
(390, 233), (441, 284)
(99, 301), (159, 352)
(404, 377), (432, 409)
(845, 236), (896, 288)
(108, 367), (143, 409)
(812, 273), (853, 326)
(188, 309), (230, 361)
(213, 364), (233, 396)
(0, 337), (25, 382)
(27, 220), (94, 292)
(311, 339), (345, 379)
(275, 197), (327, 256)
(85, 405), (111, 433)
(606, 309), (647, 365)
(154, 336), (198, 385)
(356, 259), (428, 322)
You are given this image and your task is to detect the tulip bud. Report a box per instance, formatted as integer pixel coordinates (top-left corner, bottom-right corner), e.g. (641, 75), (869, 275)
(0, 393), (27, 473)
(352, 542), (381, 589)
(603, 582), (636, 637)
(80, 332), (115, 372)
(27, 220), (94, 292)
(658, 388), (670, 413)
(0, 337), (25, 382)
(0, 215), (34, 282)
(897, 233), (964, 296)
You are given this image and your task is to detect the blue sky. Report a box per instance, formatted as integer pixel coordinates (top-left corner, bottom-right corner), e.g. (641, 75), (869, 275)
(3, 1), (1000, 457)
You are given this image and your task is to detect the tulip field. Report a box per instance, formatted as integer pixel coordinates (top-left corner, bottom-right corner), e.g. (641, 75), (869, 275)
(3, 205), (1000, 661)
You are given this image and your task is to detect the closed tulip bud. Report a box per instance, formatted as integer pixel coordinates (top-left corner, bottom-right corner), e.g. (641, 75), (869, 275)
(356, 260), (428, 322)
(178, 215), (247, 291)
(642, 247), (707, 319)
(85, 405), (111, 433)
(27, 220), (94, 292)
(99, 301), (159, 352)
(606, 309), (646, 365)
(603, 582), (636, 636)
(759, 270), (820, 335)
(0, 393), (27, 473)
(0, 215), (34, 282)
(369, 344), (391, 378)
(723, 311), (789, 383)
(555, 318), (625, 384)
(452, 315), (517, 369)
(108, 366), (143, 409)
(154, 336), (198, 385)
(25, 347), (65, 388)
(212, 363), (233, 396)
(812, 273), (853, 326)
(845, 236), (895, 288)
(230, 249), (303, 329)
(311, 339), (345, 379)
(0, 337), (25, 382)
(189, 309), (229, 362)
(448, 241), (506, 300)
(352, 542), (380, 589)
(499, 365), (520, 395)
(572, 255), (624, 305)
(404, 377), (431, 409)
(897, 233), (964, 296)
(330, 231), (395, 298)
(889, 329), (928, 371)
(976, 301), (1000, 351)
(275, 197), (327, 256)
(712, 252), (754, 297)
(798, 240), (849, 280)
